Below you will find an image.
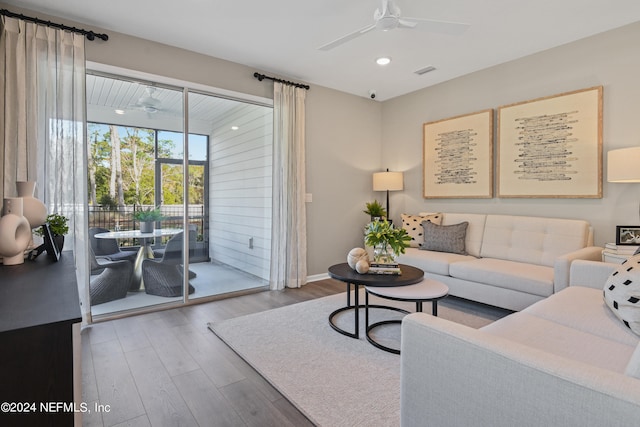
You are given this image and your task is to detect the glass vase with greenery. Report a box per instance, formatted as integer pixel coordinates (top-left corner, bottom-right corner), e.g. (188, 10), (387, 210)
(365, 219), (410, 264)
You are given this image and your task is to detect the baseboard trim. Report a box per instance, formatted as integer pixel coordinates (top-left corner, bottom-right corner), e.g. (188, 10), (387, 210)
(307, 272), (329, 282)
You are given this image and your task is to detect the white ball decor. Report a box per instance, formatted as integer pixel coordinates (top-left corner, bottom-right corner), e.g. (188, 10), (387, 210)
(355, 259), (370, 274)
(347, 247), (369, 269)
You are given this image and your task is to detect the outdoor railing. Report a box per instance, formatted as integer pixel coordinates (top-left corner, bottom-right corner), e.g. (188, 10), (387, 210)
(88, 204), (205, 248)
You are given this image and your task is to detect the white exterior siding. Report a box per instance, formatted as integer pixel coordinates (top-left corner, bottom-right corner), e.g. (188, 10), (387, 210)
(209, 103), (273, 280)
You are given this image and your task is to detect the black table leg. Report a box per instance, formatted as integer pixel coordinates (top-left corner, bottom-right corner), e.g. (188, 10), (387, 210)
(329, 282), (361, 338)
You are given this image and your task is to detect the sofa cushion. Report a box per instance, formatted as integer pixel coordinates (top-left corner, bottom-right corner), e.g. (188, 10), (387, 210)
(481, 311), (636, 374)
(604, 254), (640, 336)
(625, 343), (640, 379)
(421, 221), (468, 255)
(524, 286), (639, 347)
(420, 212), (486, 257)
(450, 258), (554, 297)
(401, 213), (442, 248)
(397, 247), (476, 276)
(479, 215), (591, 267)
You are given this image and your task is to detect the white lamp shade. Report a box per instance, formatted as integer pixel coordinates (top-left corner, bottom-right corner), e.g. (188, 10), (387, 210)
(608, 147), (640, 182)
(373, 171), (403, 191)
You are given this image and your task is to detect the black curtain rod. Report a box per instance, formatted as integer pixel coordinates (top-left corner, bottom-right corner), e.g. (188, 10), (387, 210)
(253, 72), (310, 90)
(0, 8), (108, 41)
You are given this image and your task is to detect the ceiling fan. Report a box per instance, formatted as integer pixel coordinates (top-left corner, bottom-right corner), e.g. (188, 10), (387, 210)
(130, 87), (162, 114)
(318, 0), (469, 51)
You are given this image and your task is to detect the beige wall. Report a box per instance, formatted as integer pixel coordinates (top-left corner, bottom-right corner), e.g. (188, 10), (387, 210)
(382, 21), (640, 247)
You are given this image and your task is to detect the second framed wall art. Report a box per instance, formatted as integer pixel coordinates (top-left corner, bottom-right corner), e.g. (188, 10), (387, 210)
(497, 86), (603, 198)
(423, 109), (493, 199)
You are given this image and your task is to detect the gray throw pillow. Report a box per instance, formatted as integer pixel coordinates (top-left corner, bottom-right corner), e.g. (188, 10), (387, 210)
(420, 221), (468, 255)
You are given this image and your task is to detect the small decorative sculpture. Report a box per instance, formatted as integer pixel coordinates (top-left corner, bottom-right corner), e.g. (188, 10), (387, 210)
(355, 259), (370, 274)
(0, 198), (32, 265)
(347, 247), (369, 269)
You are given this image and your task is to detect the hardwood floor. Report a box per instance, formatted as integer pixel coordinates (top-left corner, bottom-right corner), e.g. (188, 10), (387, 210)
(81, 279), (345, 427)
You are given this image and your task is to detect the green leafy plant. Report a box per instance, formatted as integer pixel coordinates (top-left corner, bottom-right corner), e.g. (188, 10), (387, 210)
(35, 213), (69, 237)
(363, 200), (387, 219)
(133, 206), (164, 222)
(365, 219), (411, 256)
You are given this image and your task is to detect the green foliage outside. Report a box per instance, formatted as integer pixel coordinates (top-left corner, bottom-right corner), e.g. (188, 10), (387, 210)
(87, 123), (205, 208)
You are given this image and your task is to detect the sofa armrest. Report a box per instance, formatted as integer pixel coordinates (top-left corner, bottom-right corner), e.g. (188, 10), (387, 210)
(569, 259), (619, 289)
(401, 313), (640, 427)
(553, 246), (603, 292)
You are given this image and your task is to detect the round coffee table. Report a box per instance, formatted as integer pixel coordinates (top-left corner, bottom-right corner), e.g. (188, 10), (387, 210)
(365, 279), (449, 354)
(327, 263), (424, 339)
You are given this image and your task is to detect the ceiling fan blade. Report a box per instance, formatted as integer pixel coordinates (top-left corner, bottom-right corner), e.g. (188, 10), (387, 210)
(318, 24), (376, 51)
(397, 19), (417, 29)
(401, 17), (470, 35)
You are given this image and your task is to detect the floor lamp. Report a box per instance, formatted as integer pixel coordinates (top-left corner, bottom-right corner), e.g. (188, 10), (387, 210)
(373, 169), (404, 220)
(608, 147), (640, 220)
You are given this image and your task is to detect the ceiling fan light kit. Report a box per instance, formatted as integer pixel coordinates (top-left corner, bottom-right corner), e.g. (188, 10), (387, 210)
(126, 86), (163, 115)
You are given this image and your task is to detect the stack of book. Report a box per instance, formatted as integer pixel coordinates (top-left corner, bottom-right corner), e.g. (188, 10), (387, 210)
(605, 243), (640, 255)
(368, 262), (402, 275)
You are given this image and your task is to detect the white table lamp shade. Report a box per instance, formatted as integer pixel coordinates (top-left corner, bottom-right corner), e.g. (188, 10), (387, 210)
(608, 147), (640, 182)
(373, 171), (403, 191)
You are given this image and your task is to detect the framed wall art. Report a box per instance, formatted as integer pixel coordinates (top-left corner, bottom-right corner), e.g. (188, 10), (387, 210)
(423, 109), (493, 199)
(497, 86), (602, 198)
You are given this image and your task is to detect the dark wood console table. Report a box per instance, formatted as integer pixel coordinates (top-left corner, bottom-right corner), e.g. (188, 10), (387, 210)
(0, 254), (82, 427)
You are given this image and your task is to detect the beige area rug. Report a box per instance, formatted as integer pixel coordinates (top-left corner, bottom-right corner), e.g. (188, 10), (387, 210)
(208, 290), (509, 427)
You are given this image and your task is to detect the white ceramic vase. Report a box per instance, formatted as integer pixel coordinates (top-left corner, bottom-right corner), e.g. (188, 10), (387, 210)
(16, 181), (47, 229)
(0, 197), (32, 265)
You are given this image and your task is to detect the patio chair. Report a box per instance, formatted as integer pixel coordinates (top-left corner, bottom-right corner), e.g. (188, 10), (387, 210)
(153, 224), (197, 262)
(89, 227), (137, 263)
(89, 247), (133, 306)
(142, 232), (195, 297)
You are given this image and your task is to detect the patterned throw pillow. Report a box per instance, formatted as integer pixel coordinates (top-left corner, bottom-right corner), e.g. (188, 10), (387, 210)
(604, 254), (640, 336)
(420, 221), (468, 255)
(401, 213), (442, 248)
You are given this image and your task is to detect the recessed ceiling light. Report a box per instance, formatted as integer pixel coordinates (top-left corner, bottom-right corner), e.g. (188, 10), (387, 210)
(231, 126), (239, 130)
(376, 57), (391, 66)
(115, 109), (125, 115)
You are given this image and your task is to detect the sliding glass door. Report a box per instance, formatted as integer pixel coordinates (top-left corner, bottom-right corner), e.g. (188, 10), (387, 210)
(86, 75), (187, 317)
(86, 70), (273, 319)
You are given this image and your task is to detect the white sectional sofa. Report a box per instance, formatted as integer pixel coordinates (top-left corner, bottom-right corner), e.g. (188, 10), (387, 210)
(400, 260), (640, 427)
(396, 213), (603, 311)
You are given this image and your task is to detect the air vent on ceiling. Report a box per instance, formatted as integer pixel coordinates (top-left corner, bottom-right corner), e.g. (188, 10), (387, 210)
(414, 66), (436, 76)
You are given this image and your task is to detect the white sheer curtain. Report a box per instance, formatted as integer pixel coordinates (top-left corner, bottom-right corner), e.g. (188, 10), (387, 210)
(270, 82), (307, 290)
(1, 16), (89, 319)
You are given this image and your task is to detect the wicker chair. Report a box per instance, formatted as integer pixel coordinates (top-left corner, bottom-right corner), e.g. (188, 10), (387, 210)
(142, 232), (195, 297)
(89, 227), (137, 263)
(89, 247), (133, 306)
(153, 224), (197, 265)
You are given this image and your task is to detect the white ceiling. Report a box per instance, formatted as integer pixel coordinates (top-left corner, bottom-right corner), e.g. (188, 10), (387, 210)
(4, 0), (640, 101)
